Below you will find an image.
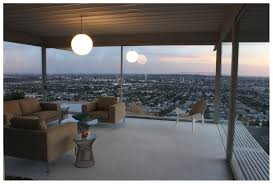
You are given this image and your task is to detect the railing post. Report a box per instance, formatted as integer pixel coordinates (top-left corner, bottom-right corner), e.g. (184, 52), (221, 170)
(214, 43), (222, 124)
(41, 47), (47, 102)
(120, 46), (123, 102)
(226, 20), (240, 161)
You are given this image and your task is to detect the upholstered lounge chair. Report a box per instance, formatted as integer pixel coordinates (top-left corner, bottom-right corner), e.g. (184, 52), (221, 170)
(82, 96), (126, 128)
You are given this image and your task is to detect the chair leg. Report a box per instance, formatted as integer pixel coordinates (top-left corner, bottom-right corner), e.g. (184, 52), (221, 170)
(74, 147), (77, 156)
(113, 123), (116, 129)
(45, 161), (50, 174)
(192, 118), (196, 133)
(123, 117), (126, 124)
(202, 115), (205, 125)
(176, 117), (179, 126)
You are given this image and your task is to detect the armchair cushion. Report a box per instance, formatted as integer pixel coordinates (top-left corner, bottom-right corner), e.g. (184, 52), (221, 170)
(31, 111), (59, 122)
(4, 100), (22, 116)
(96, 96), (118, 111)
(40, 102), (60, 111)
(89, 111), (109, 120)
(19, 98), (42, 115)
(82, 101), (96, 113)
(47, 123), (77, 161)
(10, 116), (47, 130)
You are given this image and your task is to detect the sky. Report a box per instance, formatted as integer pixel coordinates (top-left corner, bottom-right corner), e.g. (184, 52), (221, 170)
(3, 41), (269, 77)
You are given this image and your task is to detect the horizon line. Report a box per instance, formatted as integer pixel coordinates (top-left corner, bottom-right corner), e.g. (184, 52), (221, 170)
(3, 73), (269, 78)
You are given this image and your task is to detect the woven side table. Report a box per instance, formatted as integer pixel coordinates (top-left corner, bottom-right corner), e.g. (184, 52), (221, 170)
(74, 134), (96, 168)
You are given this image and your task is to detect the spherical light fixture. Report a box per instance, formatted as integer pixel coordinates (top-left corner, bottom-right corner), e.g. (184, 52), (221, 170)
(137, 54), (147, 64)
(71, 34), (93, 55)
(71, 16), (93, 55)
(126, 50), (138, 63)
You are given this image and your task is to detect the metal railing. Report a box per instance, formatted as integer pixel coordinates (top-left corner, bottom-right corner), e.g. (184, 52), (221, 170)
(220, 121), (269, 180)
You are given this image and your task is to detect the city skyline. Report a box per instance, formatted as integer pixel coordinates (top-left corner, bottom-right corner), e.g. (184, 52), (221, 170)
(4, 42), (269, 77)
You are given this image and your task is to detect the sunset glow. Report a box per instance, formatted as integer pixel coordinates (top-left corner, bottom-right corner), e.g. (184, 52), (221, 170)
(3, 42), (269, 77)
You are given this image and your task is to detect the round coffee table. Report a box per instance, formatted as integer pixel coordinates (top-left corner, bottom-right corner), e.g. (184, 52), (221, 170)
(74, 134), (96, 168)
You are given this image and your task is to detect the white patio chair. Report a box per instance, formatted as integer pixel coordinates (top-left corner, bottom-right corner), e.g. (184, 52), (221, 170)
(175, 100), (207, 132)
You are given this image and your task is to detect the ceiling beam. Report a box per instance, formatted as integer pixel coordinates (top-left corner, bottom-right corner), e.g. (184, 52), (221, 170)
(219, 4), (246, 42)
(225, 31), (269, 42)
(42, 32), (219, 48)
(4, 29), (267, 48)
(4, 29), (43, 46)
(214, 4), (246, 50)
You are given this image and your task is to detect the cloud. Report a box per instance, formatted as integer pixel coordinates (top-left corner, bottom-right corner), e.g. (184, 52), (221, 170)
(159, 53), (215, 64)
(4, 42), (269, 77)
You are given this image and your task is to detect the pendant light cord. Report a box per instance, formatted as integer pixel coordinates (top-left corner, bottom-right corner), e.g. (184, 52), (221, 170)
(81, 15), (83, 33)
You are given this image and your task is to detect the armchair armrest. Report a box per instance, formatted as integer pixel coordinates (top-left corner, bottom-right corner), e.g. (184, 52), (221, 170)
(10, 116), (47, 130)
(4, 122), (77, 162)
(82, 101), (96, 113)
(47, 123), (77, 161)
(109, 102), (126, 123)
(40, 102), (60, 111)
(4, 127), (48, 161)
(4, 113), (14, 126)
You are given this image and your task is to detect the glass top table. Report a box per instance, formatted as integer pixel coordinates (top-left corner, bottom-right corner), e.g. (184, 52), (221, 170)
(72, 113), (98, 133)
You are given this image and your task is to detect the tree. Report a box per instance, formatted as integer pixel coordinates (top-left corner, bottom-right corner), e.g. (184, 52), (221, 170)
(4, 90), (25, 101)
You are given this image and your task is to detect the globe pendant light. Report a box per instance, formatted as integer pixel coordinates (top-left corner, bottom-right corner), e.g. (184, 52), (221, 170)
(126, 46), (138, 63)
(71, 16), (93, 55)
(137, 54), (147, 64)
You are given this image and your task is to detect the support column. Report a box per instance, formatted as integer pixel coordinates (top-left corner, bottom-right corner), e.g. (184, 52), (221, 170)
(226, 20), (240, 161)
(214, 43), (222, 124)
(120, 46), (124, 102)
(41, 47), (47, 102)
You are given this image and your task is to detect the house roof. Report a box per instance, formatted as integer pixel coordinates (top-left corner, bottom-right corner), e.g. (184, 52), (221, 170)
(4, 3), (269, 48)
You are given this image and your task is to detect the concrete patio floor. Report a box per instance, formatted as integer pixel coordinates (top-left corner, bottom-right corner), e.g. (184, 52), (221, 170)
(4, 118), (231, 180)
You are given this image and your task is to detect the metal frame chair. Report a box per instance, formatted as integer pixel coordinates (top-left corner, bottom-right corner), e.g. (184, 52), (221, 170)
(175, 100), (207, 132)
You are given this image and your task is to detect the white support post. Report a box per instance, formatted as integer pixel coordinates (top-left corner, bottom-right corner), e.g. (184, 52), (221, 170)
(226, 20), (240, 161)
(41, 47), (47, 102)
(120, 46), (123, 102)
(214, 43), (222, 124)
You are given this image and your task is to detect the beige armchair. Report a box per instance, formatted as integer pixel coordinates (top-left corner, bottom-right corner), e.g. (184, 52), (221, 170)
(82, 96), (126, 127)
(4, 98), (75, 172)
(4, 117), (77, 172)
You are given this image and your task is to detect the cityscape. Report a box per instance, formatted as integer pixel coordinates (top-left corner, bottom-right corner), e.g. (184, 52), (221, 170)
(4, 73), (269, 153)
(2, 3), (270, 180)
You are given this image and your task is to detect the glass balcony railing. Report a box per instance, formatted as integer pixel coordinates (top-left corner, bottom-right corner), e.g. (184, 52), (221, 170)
(3, 42), (269, 180)
(123, 74), (215, 121)
(217, 76), (269, 180)
(4, 73), (270, 180)
(4, 74), (43, 101)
